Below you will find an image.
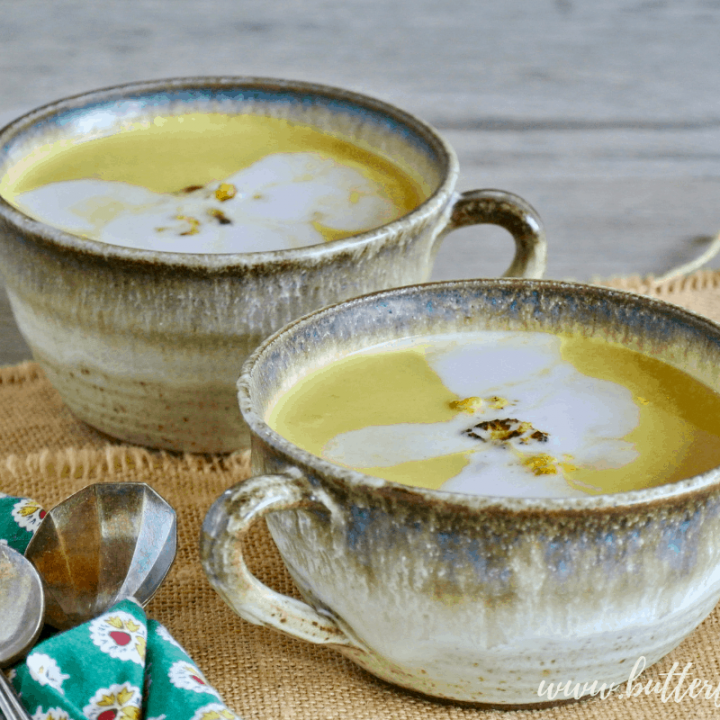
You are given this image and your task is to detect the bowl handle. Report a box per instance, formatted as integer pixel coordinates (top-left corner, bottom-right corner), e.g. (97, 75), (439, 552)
(436, 189), (547, 278)
(200, 473), (362, 650)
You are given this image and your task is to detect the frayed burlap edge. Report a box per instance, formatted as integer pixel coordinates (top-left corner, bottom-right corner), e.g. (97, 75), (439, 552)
(1, 444), (251, 484)
(0, 360), (44, 385)
(596, 268), (720, 296)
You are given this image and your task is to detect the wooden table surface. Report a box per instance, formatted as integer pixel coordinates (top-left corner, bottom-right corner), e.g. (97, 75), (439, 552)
(2, 0), (720, 364)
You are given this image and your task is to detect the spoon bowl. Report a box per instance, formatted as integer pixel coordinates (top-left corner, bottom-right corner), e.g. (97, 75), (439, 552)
(0, 544), (44, 719)
(25, 483), (176, 630)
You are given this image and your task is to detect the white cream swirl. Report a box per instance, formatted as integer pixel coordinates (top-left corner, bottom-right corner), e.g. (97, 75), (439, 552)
(323, 332), (640, 498)
(12, 152), (398, 253)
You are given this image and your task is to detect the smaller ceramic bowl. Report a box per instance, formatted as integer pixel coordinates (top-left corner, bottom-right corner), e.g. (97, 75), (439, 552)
(201, 278), (720, 706)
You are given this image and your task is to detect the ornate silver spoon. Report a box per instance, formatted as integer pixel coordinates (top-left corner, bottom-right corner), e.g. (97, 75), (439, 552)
(25, 482), (176, 630)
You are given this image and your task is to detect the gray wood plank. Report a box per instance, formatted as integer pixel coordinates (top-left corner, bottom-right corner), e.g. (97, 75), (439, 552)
(2, 0), (720, 364)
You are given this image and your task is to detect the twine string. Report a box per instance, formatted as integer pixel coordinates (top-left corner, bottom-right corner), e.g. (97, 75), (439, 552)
(650, 230), (720, 287)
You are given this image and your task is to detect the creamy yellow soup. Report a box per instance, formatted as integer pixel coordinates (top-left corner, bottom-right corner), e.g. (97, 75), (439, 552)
(267, 331), (720, 497)
(1, 114), (425, 252)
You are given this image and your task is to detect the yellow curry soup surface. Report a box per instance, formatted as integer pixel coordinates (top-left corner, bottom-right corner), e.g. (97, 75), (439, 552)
(1, 114), (425, 250)
(267, 331), (720, 497)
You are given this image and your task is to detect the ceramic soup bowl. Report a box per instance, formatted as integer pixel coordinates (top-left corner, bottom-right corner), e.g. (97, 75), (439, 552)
(0, 77), (545, 452)
(201, 278), (720, 706)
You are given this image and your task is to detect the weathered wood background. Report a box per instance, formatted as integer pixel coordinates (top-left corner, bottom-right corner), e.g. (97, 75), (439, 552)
(2, 0), (720, 363)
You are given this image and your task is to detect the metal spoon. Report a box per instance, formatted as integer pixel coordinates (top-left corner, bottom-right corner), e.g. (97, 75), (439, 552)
(25, 482), (176, 630)
(0, 544), (44, 720)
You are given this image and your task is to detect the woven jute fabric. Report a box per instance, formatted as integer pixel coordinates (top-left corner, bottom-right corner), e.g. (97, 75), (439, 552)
(5, 271), (720, 719)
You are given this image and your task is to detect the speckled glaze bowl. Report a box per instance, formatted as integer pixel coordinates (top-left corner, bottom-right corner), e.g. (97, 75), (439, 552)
(0, 78), (546, 452)
(201, 279), (720, 706)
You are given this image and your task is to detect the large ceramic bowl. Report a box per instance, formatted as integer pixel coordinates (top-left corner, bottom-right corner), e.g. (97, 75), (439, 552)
(0, 77), (545, 452)
(202, 278), (720, 706)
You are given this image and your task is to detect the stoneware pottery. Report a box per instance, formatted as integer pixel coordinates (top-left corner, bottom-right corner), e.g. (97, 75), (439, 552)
(201, 278), (720, 706)
(0, 77), (546, 452)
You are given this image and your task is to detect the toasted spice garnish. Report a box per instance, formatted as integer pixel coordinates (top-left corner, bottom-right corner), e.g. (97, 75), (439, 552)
(176, 215), (201, 236)
(208, 208), (233, 225)
(449, 397), (483, 413)
(450, 395), (516, 414)
(474, 418), (523, 442)
(528, 429), (549, 443)
(181, 185), (204, 194)
(464, 417), (550, 446)
(520, 454), (558, 476)
(215, 183), (237, 202)
(465, 418), (523, 443)
(488, 396), (510, 410)
(517, 452), (578, 477)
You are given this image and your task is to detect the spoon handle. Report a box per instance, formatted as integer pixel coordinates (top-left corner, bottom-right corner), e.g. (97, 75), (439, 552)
(0, 671), (32, 720)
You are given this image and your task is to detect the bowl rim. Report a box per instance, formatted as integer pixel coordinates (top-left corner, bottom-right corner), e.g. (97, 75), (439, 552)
(238, 277), (720, 513)
(0, 75), (457, 271)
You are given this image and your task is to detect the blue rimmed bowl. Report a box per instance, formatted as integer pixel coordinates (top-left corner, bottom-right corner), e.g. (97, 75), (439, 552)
(202, 278), (720, 706)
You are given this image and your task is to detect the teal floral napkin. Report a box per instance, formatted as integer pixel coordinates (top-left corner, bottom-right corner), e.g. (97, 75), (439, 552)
(0, 493), (241, 720)
(0, 493), (45, 553)
(10, 598), (239, 720)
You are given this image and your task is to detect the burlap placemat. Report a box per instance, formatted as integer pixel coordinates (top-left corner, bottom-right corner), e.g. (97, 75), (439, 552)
(4, 270), (720, 720)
